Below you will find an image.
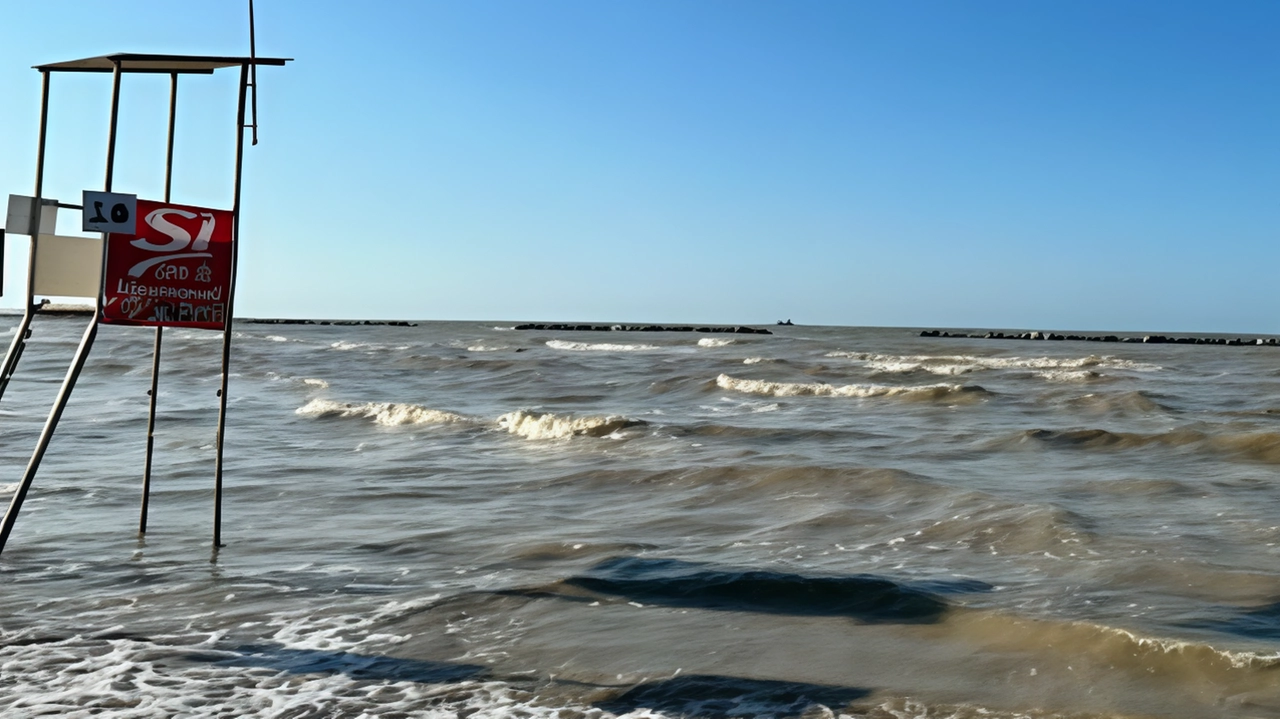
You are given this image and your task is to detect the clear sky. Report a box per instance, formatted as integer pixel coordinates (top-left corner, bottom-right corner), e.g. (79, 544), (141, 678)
(0, 1), (1276, 331)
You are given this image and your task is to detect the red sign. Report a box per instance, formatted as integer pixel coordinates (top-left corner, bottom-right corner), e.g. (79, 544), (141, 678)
(101, 200), (234, 330)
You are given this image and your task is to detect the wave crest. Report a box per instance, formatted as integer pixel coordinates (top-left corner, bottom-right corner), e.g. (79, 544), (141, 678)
(1065, 391), (1170, 414)
(296, 399), (470, 426)
(716, 374), (984, 401)
(1034, 369), (1105, 382)
(1002, 427), (1280, 463)
(497, 410), (645, 440)
(546, 340), (658, 352)
(826, 352), (1160, 375)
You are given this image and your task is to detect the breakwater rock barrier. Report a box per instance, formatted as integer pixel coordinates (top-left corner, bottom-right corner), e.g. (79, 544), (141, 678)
(920, 330), (1280, 346)
(515, 323), (772, 334)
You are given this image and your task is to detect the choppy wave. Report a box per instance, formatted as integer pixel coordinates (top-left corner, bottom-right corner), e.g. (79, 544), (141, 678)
(485, 554), (1280, 713)
(949, 609), (1280, 684)
(296, 399), (645, 441)
(331, 340), (370, 351)
(0, 622), (1142, 719)
(826, 352), (1161, 376)
(716, 374), (986, 401)
(1069, 476), (1202, 498)
(698, 463), (1097, 555)
(296, 399), (470, 426)
(329, 340), (410, 352)
(496, 410), (645, 440)
(697, 338), (736, 347)
(1064, 391), (1172, 414)
(1035, 369), (1105, 382)
(998, 427), (1280, 463)
(23, 319), (1280, 719)
(546, 340), (658, 352)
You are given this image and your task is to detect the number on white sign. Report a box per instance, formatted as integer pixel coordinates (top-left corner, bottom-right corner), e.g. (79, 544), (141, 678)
(82, 191), (137, 235)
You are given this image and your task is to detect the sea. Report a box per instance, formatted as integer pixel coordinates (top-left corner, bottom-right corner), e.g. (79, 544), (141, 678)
(2, 316), (1280, 718)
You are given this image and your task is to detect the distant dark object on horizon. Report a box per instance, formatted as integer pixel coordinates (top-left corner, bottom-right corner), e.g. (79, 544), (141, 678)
(921, 329), (1280, 347)
(777, 319), (794, 326)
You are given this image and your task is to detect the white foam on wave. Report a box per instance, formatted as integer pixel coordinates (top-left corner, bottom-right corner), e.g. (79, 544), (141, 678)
(0, 615), (1250, 719)
(0, 598), (643, 719)
(329, 341), (410, 352)
(826, 351), (1161, 375)
(176, 329), (226, 342)
(866, 359), (974, 376)
(546, 340), (659, 352)
(716, 373), (972, 399)
(496, 410), (643, 439)
(2, 598), (1173, 719)
(467, 344), (508, 352)
(303, 378), (330, 389)
(1035, 369), (1103, 382)
(296, 399), (643, 441)
(697, 337), (736, 347)
(296, 399), (469, 426)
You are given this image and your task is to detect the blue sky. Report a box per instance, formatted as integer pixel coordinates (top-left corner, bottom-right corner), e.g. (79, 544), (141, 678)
(1, 1), (1277, 331)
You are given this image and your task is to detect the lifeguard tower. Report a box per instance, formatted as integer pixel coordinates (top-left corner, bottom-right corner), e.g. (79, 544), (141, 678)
(0, 50), (290, 555)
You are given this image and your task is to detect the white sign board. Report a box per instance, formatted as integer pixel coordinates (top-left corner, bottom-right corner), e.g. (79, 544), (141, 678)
(82, 191), (137, 235)
(6, 195), (58, 236)
(32, 234), (103, 298)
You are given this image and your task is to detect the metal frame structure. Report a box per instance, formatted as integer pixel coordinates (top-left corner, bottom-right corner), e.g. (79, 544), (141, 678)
(0, 53), (290, 556)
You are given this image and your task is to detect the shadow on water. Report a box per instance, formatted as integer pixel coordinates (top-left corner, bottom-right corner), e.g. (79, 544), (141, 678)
(1183, 601), (1280, 640)
(502, 556), (990, 624)
(596, 674), (872, 719)
(192, 643), (489, 683)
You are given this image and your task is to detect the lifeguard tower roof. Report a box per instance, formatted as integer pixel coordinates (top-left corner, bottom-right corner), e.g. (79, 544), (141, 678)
(34, 53), (291, 74)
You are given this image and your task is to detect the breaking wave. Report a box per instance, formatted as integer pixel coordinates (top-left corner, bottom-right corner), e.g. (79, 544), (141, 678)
(296, 400), (646, 441)
(295, 399), (470, 427)
(697, 338), (736, 347)
(1035, 369), (1105, 382)
(496, 410), (646, 440)
(716, 374), (986, 402)
(546, 340), (659, 352)
(329, 341), (410, 352)
(826, 352), (1160, 376)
